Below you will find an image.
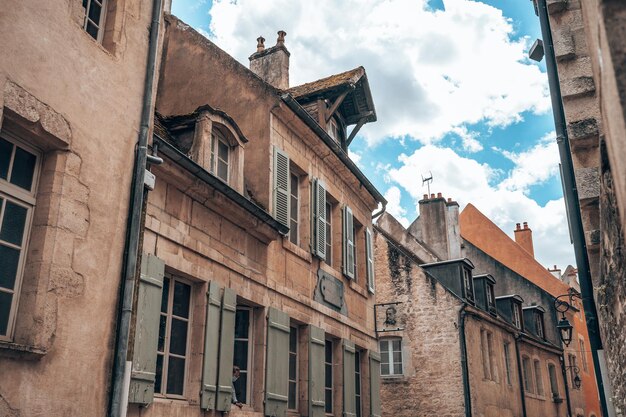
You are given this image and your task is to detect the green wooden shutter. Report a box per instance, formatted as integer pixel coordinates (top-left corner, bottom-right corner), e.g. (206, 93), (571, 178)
(343, 206), (355, 279)
(312, 178), (327, 259)
(369, 352), (381, 417)
(216, 288), (237, 411)
(128, 254), (165, 405)
(266, 307), (290, 417)
(273, 147), (290, 227)
(201, 281), (222, 410)
(343, 340), (357, 417)
(365, 228), (375, 293)
(309, 325), (326, 417)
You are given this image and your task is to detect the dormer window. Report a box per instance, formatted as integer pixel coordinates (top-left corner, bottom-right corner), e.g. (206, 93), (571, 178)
(512, 304), (522, 329)
(486, 284), (495, 307)
(534, 311), (545, 339)
(210, 128), (230, 182)
(327, 118), (341, 143)
(463, 268), (474, 302)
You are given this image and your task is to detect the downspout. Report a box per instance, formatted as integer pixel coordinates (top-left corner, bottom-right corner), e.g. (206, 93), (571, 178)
(560, 354), (573, 417)
(372, 202), (386, 220)
(535, 2), (610, 416)
(108, 0), (163, 415)
(514, 335), (528, 417)
(458, 305), (472, 417)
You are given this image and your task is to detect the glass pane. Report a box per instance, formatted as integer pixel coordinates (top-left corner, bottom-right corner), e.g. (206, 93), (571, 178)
(289, 327), (297, 352)
(356, 396), (361, 417)
(0, 201), (27, 246)
(325, 341), (332, 362)
(235, 309), (249, 339)
(166, 356), (185, 395)
(172, 281), (190, 318)
(393, 352), (402, 364)
(0, 138), (12, 180)
(325, 364), (332, 388)
(392, 339), (401, 351)
(381, 349), (390, 365)
(88, 1), (102, 25)
(155, 354), (164, 393)
(217, 159), (228, 181)
(218, 141), (229, 161)
(169, 318), (188, 356)
(393, 363), (402, 375)
(379, 340), (388, 351)
(0, 244), (20, 290)
(10, 147), (36, 191)
(355, 352), (361, 372)
(158, 314), (167, 352)
(234, 373), (247, 403)
(324, 389), (333, 413)
(86, 21), (99, 39)
(288, 381), (296, 409)
(233, 340), (249, 371)
(289, 353), (297, 380)
(0, 290), (13, 335)
(290, 195), (298, 219)
(381, 363), (390, 375)
(160, 277), (169, 313)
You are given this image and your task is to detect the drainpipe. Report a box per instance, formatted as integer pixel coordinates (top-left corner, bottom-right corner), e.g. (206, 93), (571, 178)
(560, 354), (573, 417)
(458, 306), (472, 417)
(372, 202), (387, 220)
(108, 0), (163, 415)
(514, 335), (528, 417)
(534, 1), (610, 416)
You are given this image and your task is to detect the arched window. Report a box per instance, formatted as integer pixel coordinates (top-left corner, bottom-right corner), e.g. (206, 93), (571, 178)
(534, 359), (544, 396)
(548, 363), (559, 398)
(522, 355), (533, 393)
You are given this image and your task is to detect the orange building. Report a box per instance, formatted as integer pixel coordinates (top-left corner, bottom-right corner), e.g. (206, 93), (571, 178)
(460, 204), (602, 417)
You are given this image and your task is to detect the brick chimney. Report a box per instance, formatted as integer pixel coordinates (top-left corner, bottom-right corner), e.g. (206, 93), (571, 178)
(514, 222), (535, 257)
(407, 193), (461, 260)
(249, 31), (290, 89)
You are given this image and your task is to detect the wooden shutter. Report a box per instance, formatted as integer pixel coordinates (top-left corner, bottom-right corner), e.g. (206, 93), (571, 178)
(365, 228), (375, 293)
(266, 307), (290, 417)
(312, 178), (327, 259)
(343, 206), (355, 279)
(216, 288), (237, 411)
(309, 325), (326, 417)
(343, 340), (357, 417)
(273, 147), (290, 227)
(201, 281), (222, 410)
(128, 254), (165, 405)
(369, 352), (381, 417)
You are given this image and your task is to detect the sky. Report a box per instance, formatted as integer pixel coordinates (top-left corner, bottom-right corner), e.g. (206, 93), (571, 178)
(171, 0), (575, 271)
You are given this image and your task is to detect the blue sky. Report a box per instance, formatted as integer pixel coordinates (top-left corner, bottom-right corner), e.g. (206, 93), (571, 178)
(171, 0), (574, 270)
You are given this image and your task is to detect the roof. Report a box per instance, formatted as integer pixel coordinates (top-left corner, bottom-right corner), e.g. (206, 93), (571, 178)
(495, 294), (525, 303)
(420, 257), (475, 269)
(473, 273), (496, 284)
(286, 67), (365, 98)
(459, 203), (571, 297)
(158, 104), (249, 143)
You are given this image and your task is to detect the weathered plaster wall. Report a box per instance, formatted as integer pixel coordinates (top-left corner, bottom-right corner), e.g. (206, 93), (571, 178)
(0, 0), (156, 416)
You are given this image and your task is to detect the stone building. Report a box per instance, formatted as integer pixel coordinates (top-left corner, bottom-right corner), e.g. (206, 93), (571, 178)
(460, 204), (601, 417)
(534, 0), (626, 414)
(0, 0), (165, 416)
(375, 195), (571, 417)
(123, 13), (386, 417)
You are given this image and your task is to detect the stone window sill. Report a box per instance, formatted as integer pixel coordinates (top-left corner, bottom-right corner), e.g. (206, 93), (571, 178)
(0, 340), (46, 361)
(283, 238), (312, 263)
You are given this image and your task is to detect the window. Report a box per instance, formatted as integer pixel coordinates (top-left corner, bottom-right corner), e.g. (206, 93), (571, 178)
(463, 268), (474, 301)
(548, 363), (559, 398)
(210, 128), (230, 183)
(480, 330), (495, 381)
(512, 304), (522, 329)
(504, 342), (512, 385)
(380, 338), (403, 376)
(534, 359), (544, 396)
(486, 284), (495, 307)
(289, 173), (299, 245)
(325, 340), (333, 414)
(342, 206), (355, 279)
(579, 339), (588, 372)
(234, 307), (252, 403)
(288, 326), (298, 410)
(568, 354), (579, 389)
(355, 351), (362, 417)
(535, 312), (545, 339)
(522, 356), (533, 393)
(0, 135), (39, 340)
(82, 0), (107, 41)
(327, 118), (341, 143)
(324, 201), (332, 265)
(156, 275), (191, 397)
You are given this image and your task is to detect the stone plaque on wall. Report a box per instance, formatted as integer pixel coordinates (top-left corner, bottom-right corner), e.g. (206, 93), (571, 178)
(313, 269), (347, 315)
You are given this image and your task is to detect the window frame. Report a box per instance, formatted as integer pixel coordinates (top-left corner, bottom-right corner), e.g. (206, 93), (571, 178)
(548, 362), (559, 398)
(210, 128), (230, 183)
(288, 325), (298, 410)
(380, 337), (403, 377)
(512, 303), (523, 330)
(323, 200), (332, 265)
(325, 339), (334, 415)
(534, 359), (545, 396)
(0, 133), (41, 342)
(82, 0), (108, 42)
(463, 268), (474, 302)
(503, 342), (512, 385)
(155, 274), (193, 399)
(289, 172), (299, 245)
(535, 312), (545, 339)
(579, 338), (588, 372)
(234, 306), (254, 404)
(355, 350), (362, 417)
(522, 355), (534, 393)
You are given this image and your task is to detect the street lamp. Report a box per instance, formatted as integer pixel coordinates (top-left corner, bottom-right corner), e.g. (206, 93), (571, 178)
(556, 316), (573, 346)
(564, 364), (582, 389)
(553, 289), (580, 346)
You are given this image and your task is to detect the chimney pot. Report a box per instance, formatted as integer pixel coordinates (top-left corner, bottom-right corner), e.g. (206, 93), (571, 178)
(423, 194), (428, 200)
(430, 193), (435, 199)
(523, 221), (529, 229)
(437, 192), (443, 198)
(256, 36), (265, 52)
(447, 198), (452, 202)
(516, 223), (521, 230)
(277, 30), (286, 46)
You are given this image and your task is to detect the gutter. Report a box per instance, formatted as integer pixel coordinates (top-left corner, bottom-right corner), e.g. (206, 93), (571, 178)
(535, 1), (610, 415)
(109, 0), (163, 415)
(153, 135), (289, 235)
(458, 306), (472, 417)
(280, 93), (387, 206)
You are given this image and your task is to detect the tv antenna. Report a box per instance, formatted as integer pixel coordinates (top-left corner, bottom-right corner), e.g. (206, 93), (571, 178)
(422, 172), (433, 196)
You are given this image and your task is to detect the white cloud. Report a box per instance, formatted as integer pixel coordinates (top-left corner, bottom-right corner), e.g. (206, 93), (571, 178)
(348, 150), (362, 168)
(207, 0), (550, 146)
(387, 143), (574, 269)
(452, 126), (483, 153)
(384, 186), (410, 227)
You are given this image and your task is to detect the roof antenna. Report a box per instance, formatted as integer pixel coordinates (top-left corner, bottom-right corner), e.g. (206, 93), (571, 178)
(422, 171), (433, 196)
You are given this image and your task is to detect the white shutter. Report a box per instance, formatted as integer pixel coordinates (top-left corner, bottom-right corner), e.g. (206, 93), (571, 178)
(273, 147), (290, 227)
(312, 179), (327, 259)
(366, 228), (375, 293)
(343, 206), (355, 279)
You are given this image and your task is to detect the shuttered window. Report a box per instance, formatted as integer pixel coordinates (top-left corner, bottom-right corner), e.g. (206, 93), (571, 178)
(365, 228), (375, 293)
(128, 254), (165, 405)
(342, 206), (355, 279)
(265, 307), (290, 417)
(215, 288), (236, 411)
(309, 325), (326, 417)
(273, 147), (290, 227)
(233, 307), (252, 404)
(369, 352), (381, 417)
(325, 340), (334, 414)
(343, 340), (357, 417)
(312, 178), (327, 259)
